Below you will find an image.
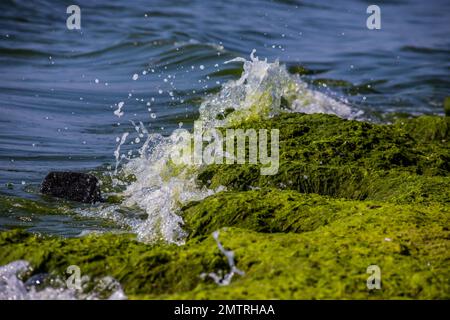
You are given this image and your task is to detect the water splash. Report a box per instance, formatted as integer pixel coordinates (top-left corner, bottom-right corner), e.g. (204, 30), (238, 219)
(0, 260), (126, 300)
(101, 50), (360, 244)
(114, 132), (129, 175)
(119, 132), (223, 244)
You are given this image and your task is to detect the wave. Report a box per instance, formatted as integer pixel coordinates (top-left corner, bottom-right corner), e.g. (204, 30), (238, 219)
(93, 50), (361, 244)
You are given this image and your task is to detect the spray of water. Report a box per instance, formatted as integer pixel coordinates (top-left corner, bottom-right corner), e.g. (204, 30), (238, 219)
(0, 260), (126, 300)
(200, 231), (245, 286)
(92, 50), (360, 245)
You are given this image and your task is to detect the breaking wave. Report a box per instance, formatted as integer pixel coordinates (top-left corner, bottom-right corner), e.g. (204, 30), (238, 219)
(0, 260), (126, 300)
(92, 50), (361, 244)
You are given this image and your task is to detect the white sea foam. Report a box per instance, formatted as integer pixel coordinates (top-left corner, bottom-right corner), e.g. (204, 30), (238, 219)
(119, 131), (223, 244)
(0, 260), (126, 300)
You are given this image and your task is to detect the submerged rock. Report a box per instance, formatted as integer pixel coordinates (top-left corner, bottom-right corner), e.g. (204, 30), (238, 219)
(41, 171), (101, 203)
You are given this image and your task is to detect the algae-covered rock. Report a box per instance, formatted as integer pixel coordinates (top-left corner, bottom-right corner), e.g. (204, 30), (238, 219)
(181, 188), (449, 239)
(197, 113), (450, 203)
(1, 112), (449, 299)
(1, 190), (449, 299)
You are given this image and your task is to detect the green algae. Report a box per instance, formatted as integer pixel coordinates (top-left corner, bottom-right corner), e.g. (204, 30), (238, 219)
(209, 67), (243, 78)
(197, 113), (450, 203)
(181, 188), (449, 239)
(1, 192), (448, 299)
(5, 182), (14, 189)
(0, 195), (75, 216)
(287, 64), (327, 76)
(394, 115), (449, 144)
(1, 112), (449, 299)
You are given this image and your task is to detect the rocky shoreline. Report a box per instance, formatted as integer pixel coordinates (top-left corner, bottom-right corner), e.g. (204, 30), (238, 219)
(1, 112), (449, 299)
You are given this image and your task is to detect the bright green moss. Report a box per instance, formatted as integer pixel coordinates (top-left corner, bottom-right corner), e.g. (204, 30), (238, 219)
(181, 188), (449, 239)
(0, 195), (75, 216)
(197, 113), (450, 203)
(394, 115), (449, 143)
(1, 191), (448, 299)
(0, 113), (448, 299)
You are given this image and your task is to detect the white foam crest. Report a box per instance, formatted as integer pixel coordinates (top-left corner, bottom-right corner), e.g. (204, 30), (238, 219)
(199, 49), (361, 128)
(120, 132), (221, 244)
(0, 260), (126, 300)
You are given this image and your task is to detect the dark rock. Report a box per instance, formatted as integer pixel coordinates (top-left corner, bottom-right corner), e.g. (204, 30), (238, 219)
(41, 172), (102, 203)
(24, 273), (50, 290)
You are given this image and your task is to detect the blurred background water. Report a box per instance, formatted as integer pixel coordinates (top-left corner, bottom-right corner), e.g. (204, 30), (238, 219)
(0, 0), (449, 235)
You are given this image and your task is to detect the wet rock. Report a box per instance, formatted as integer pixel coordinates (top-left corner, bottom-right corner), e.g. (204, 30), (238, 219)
(41, 172), (101, 203)
(24, 273), (50, 290)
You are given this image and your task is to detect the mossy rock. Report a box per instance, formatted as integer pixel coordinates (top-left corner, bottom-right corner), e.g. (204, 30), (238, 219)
(1, 113), (449, 299)
(181, 188), (449, 239)
(197, 113), (450, 203)
(1, 189), (449, 299)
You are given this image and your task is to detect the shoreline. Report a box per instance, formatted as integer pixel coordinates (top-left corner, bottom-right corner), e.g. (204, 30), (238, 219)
(1, 112), (448, 299)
